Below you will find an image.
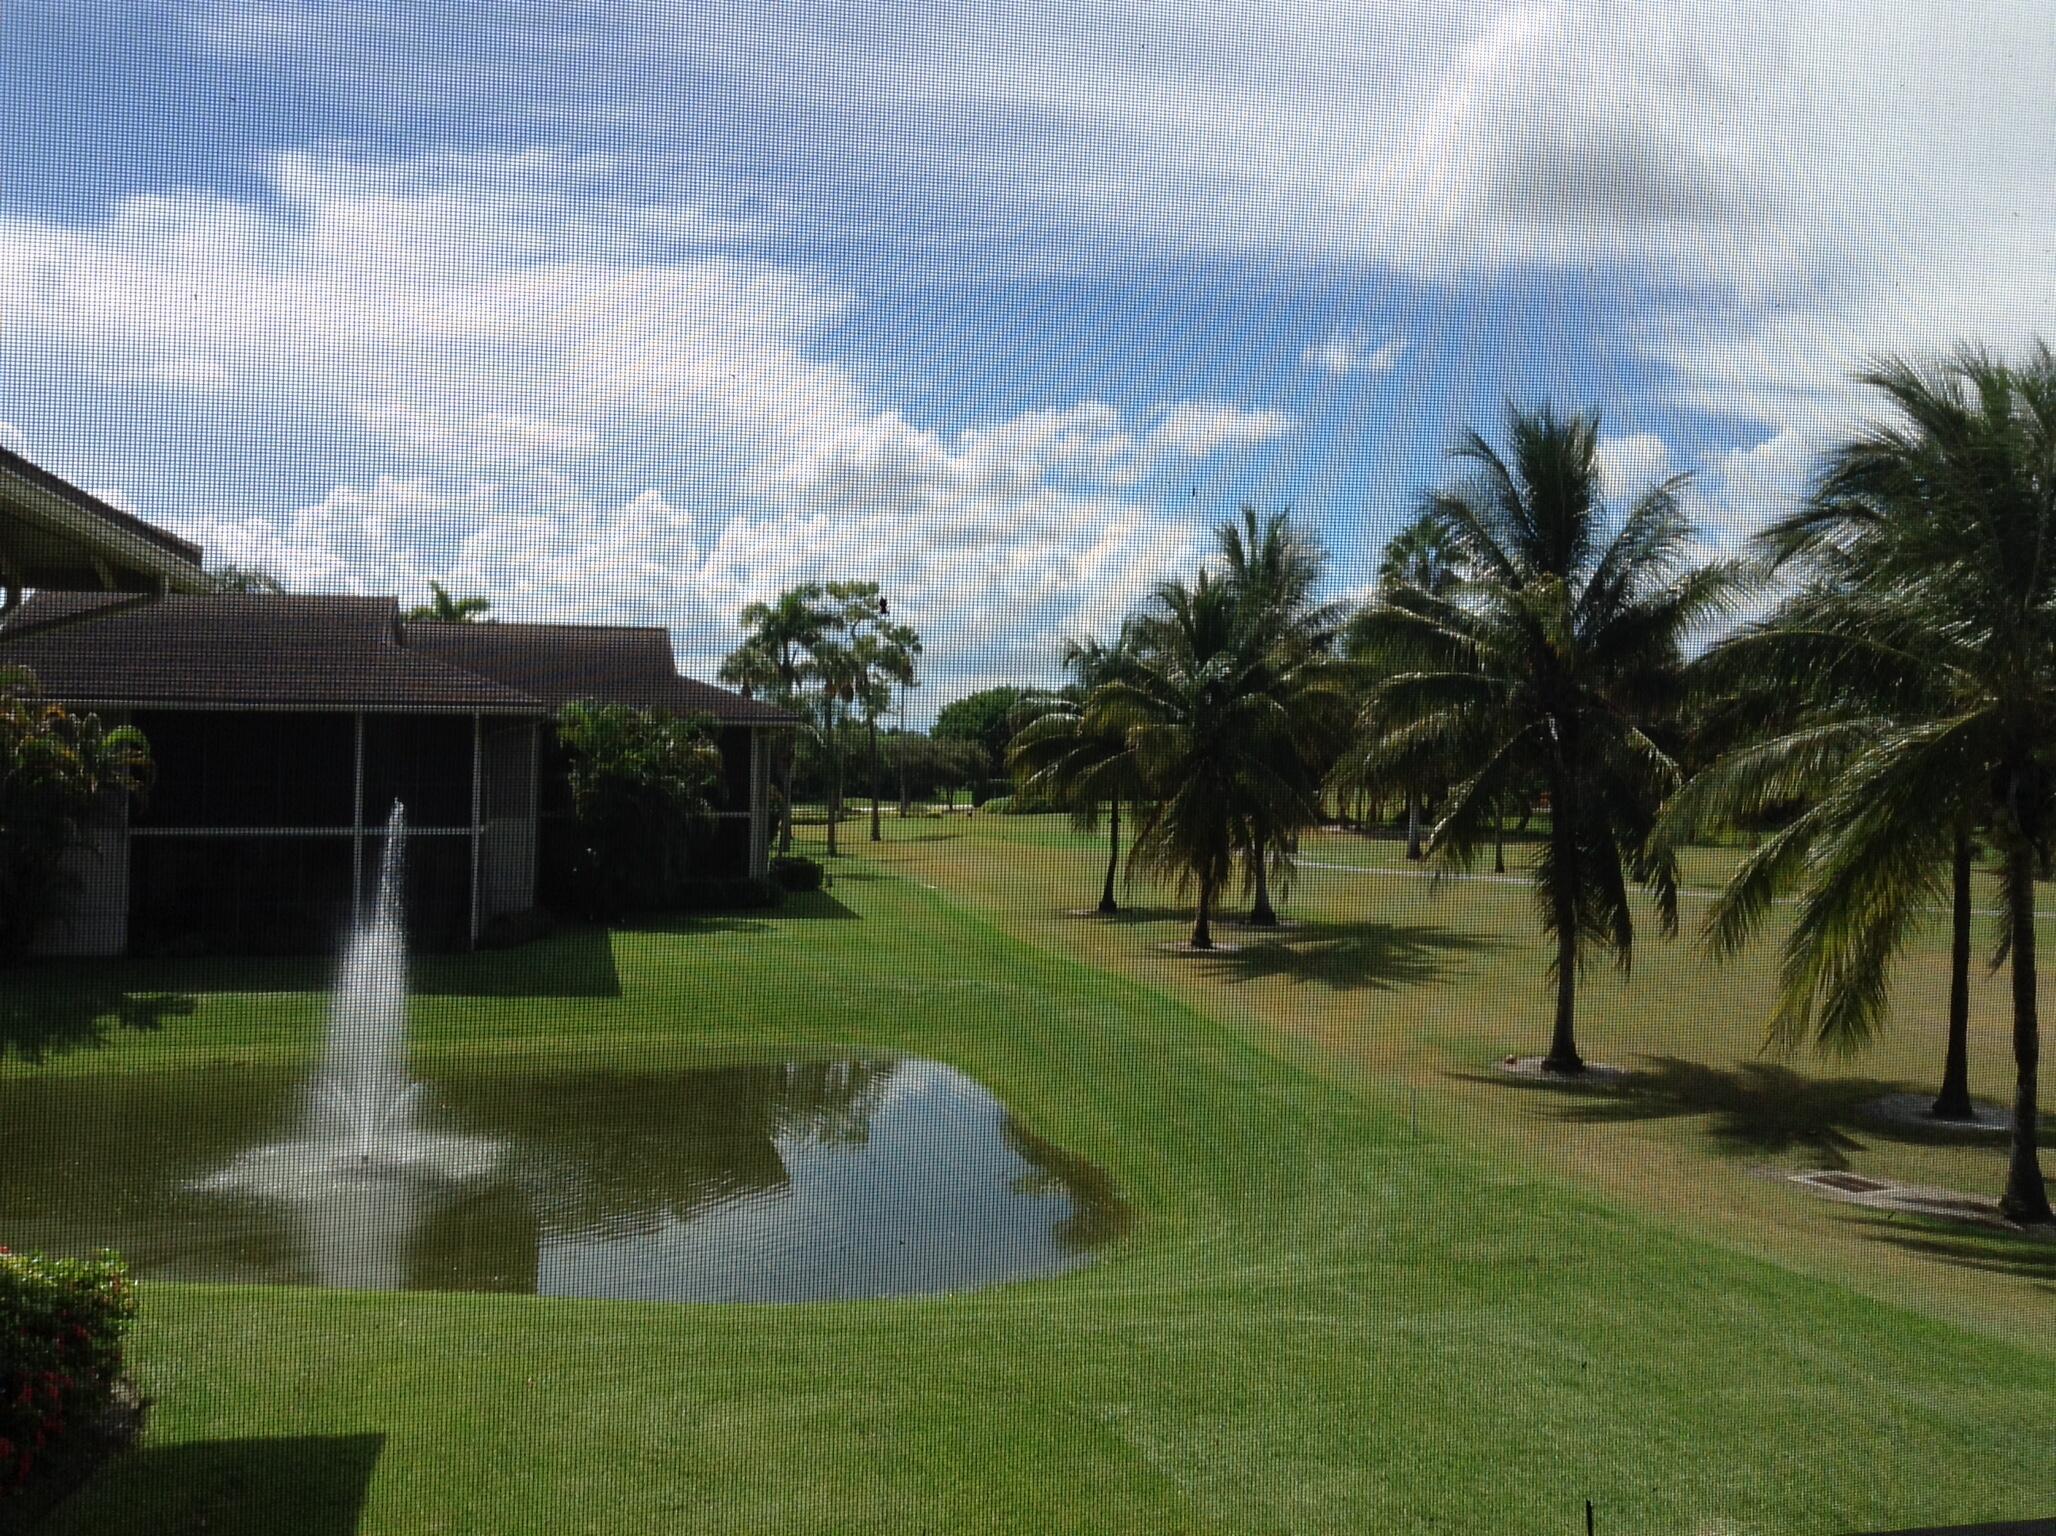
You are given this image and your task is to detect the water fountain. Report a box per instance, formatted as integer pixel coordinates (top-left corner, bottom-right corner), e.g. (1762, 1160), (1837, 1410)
(191, 803), (498, 1288)
(314, 803), (427, 1164)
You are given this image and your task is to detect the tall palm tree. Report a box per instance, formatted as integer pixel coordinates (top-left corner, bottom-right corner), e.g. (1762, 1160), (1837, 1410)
(724, 583), (834, 854)
(1354, 403), (1738, 1073)
(1216, 507), (1349, 925)
(1008, 629), (1146, 914)
(1689, 346), (2054, 1221)
(405, 580), (493, 623)
(1095, 572), (1338, 949)
(1659, 586), (1985, 1123)
(1367, 510), (1467, 859)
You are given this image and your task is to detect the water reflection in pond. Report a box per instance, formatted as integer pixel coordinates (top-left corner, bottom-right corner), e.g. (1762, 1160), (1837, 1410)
(0, 1057), (1126, 1302)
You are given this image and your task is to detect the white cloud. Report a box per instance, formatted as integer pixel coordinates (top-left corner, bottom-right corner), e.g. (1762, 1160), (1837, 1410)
(87, 487), (139, 514)
(0, 422), (24, 455)
(1, 151), (1257, 703)
(1595, 433), (1673, 501)
(1304, 334), (1407, 378)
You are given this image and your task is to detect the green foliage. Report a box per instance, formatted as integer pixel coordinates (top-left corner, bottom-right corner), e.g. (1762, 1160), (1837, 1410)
(0, 669), (153, 957)
(1353, 403), (1742, 1069)
(768, 854), (825, 892)
(1686, 342), (2056, 1220)
(206, 564), (286, 594)
(933, 687), (1024, 778)
(0, 1247), (136, 1497)
(555, 703), (723, 917)
(404, 581), (493, 623)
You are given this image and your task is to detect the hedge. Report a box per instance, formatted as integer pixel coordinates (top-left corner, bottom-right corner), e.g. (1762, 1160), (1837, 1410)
(769, 855), (825, 893)
(0, 1248), (137, 1500)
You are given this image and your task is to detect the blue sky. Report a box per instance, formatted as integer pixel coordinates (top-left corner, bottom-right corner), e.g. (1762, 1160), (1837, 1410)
(5, 1), (2054, 717)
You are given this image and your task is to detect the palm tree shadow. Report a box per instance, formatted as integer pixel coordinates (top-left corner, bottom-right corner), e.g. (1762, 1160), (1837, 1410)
(1467, 1055), (2056, 1170)
(0, 967), (196, 1066)
(1838, 1211), (2056, 1296)
(1198, 920), (1497, 993)
(1070, 904), (1188, 925)
(1465, 1056), (1899, 1166)
(32, 1432), (385, 1536)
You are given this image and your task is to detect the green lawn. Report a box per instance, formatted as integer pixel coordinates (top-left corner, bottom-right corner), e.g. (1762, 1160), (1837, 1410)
(5, 841), (2054, 1534)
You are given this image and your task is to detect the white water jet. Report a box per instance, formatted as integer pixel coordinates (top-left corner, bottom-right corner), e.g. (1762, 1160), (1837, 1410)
(315, 804), (423, 1162)
(193, 802), (497, 1288)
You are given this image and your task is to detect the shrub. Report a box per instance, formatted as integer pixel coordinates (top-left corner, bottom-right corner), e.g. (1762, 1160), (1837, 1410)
(555, 703), (723, 918)
(0, 669), (153, 958)
(979, 794), (1013, 814)
(769, 855), (825, 893)
(0, 1248), (137, 1499)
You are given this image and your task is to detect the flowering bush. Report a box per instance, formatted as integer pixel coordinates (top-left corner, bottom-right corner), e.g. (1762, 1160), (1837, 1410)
(0, 1247), (136, 1497)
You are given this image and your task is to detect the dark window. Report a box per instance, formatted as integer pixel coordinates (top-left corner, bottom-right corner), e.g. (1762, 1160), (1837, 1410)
(131, 711), (355, 829)
(362, 714), (475, 830)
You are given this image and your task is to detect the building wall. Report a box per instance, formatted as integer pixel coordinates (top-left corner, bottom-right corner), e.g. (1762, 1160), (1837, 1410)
(479, 719), (539, 921)
(39, 789), (129, 957)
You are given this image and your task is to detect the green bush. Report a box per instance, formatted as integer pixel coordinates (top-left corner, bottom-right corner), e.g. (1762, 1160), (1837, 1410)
(769, 855), (825, 893)
(0, 1248), (137, 1498)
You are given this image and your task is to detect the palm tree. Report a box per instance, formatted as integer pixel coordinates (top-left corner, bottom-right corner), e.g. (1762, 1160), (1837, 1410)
(1688, 345), (2054, 1221)
(1008, 630), (1146, 914)
(406, 580), (493, 623)
(1215, 507), (1349, 925)
(1094, 572), (1338, 949)
(209, 564), (285, 594)
(1659, 590), (1985, 1123)
(724, 584), (834, 854)
(1354, 403), (1738, 1073)
(1368, 510), (1467, 859)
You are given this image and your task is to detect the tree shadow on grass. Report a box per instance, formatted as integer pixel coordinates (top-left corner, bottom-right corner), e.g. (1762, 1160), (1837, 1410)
(1467, 1055), (1901, 1166)
(1063, 903), (1188, 925)
(30, 1432), (385, 1536)
(1852, 1212), (2056, 1292)
(1468, 1054), (2056, 1170)
(0, 966), (196, 1067)
(1196, 919), (1497, 994)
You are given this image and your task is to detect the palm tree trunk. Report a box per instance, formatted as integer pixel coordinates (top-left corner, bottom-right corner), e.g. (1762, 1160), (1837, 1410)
(778, 743), (797, 856)
(1249, 834), (1278, 926)
(2000, 836), (2051, 1222)
(868, 715), (882, 842)
(1405, 788), (1424, 860)
(825, 730), (841, 857)
(1543, 759), (1584, 1074)
(1190, 874), (1214, 950)
(1932, 825), (1975, 1120)
(1494, 807), (1506, 875)
(1098, 797), (1120, 915)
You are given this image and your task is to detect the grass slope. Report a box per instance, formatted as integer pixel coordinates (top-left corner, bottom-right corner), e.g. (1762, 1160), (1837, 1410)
(3, 857), (2052, 1534)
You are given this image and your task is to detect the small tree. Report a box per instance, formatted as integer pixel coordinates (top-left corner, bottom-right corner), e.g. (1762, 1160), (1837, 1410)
(556, 703), (723, 916)
(405, 581), (494, 623)
(0, 668), (152, 957)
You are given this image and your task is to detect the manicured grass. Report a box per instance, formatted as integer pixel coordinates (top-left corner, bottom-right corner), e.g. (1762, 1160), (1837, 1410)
(4, 850), (2053, 1534)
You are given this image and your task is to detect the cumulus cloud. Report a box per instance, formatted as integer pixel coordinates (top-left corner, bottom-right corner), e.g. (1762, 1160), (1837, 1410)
(0, 422), (24, 455)
(0, 151), (1263, 701)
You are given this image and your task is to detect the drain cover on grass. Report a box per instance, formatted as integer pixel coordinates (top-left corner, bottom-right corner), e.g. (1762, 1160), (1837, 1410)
(1798, 1170), (1892, 1194)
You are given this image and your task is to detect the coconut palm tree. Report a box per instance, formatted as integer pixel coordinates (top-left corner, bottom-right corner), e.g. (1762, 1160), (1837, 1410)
(1689, 345), (2054, 1221)
(1215, 506), (1350, 925)
(1365, 510), (1467, 859)
(1353, 403), (1739, 1074)
(1658, 587), (1985, 1123)
(1008, 629), (1146, 914)
(1094, 572), (1338, 949)
(405, 580), (493, 623)
(724, 583), (834, 854)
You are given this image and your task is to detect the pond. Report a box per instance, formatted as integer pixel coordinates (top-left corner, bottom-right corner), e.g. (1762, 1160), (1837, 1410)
(0, 1056), (1126, 1303)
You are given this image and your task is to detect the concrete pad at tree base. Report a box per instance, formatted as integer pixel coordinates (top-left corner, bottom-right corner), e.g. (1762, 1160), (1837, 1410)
(1155, 941), (1242, 955)
(1495, 1054), (1631, 1085)
(1860, 1091), (2015, 1137)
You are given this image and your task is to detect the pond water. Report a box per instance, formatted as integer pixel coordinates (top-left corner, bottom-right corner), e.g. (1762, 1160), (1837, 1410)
(0, 1056), (1125, 1303)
